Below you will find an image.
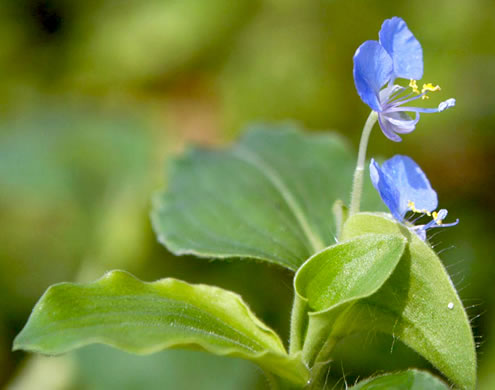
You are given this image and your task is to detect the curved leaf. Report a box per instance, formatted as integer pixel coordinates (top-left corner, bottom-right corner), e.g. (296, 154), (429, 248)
(350, 369), (449, 390)
(295, 234), (406, 313)
(338, 213), (476, 390)
(13, 270), (308, 385)
(151, 123), (356, 270)
(293, 234), (406, 365)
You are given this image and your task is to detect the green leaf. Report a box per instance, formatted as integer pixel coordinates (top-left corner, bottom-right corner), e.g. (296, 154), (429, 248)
(295, 234), (406, 313)
(151, 123), (357, 270)
(13, 270), (308, 385)
(293, 234), (406, 365)
(338, 212), (476, 390)
(349, 369), (449, 390)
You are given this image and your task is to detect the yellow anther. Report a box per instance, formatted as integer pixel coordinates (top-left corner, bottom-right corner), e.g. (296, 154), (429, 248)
(432, 211), (443, 225)
(409, 79), (420, 94)
(422, 83), (441, 93)
(408, 200), (432, 216)
(421, 83), (441, 100)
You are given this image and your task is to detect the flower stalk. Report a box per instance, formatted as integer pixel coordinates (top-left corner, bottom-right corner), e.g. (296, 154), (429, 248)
(349, 110), (378, 215)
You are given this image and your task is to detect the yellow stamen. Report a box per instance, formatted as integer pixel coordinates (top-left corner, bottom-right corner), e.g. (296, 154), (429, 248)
(407, 200), (432, 216)
(432, 211), (443, 225)
(421, 83), (441, 100)
(422, 83), (441, 93)
(409, 79), (420, 94)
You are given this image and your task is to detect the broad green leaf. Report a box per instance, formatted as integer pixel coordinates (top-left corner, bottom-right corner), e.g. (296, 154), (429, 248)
(349, 369), (449, 390)
(293, 234), (406, 365)
(151, 124), (357, 270)
(13, 270), (308, 385)
(338, 213), (476, 390)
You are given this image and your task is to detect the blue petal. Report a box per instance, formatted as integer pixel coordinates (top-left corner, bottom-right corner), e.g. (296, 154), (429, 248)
(380, 155), (438, 218)
(378, 111), (419, 142)
(369, 158), (403, 221)
(414, 228), (427, 241)
(379, 17), (423, 80)
(378, 115), (403, 142)
(382, 111), (419, 132)
(353, 40), (393, 111)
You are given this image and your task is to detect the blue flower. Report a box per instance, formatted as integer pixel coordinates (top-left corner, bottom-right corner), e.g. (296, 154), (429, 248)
(353, 17), (456, 141)
(370, 155), (458, 240)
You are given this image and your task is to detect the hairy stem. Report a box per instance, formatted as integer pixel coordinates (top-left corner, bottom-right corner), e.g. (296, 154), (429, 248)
(306, 336), (338, 389)
(289, 294), (307, 355)
(332, 199), (348, 241)
(349, 111), (378, 216)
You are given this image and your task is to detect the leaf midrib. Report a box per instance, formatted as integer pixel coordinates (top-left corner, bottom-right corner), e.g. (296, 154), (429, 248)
(32, 293), (270, 352)
(233, 146), (325, 253)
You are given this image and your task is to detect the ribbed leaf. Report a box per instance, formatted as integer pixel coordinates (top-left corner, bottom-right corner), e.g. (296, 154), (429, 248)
(151, 124), (356, 270)
(13, 270), (308, 385)
(339, 213), (476, 390)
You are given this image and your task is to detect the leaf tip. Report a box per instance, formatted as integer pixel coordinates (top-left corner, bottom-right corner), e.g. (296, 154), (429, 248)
(11, 337), (23, 352)
(12, 326), (35, 354)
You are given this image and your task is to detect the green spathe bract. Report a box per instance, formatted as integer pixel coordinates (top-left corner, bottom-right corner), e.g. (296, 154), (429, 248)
(295, 234), (406, 313)
(293, 233), (406, 387)
(13, 270), (309, 386)
(340, 212), (476, 389)
(293, 234), (406, 365)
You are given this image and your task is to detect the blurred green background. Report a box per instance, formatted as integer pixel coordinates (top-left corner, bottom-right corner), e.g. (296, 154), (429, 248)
(1, 0), (494, 389)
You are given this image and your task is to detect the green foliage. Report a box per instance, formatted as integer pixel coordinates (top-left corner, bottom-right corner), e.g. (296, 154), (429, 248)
(152, 123), (355, 271)
(1, 0), (492, 386)
(340, 213), (476, 390)
(13, 270), (308, 385)
(295, 234), (406, 313)
(293, 234), (406, 366)
(13, 126), (477, 389)
(349, 369), (449, 390)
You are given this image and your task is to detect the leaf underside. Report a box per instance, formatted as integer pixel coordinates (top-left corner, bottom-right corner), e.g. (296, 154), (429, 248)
(152, 123), (358, 270)
(340, 213), (476, 390)
(13, 270), (308, 385)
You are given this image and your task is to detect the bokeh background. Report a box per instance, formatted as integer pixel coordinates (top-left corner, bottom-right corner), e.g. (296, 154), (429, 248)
(1, 0), (494, 389)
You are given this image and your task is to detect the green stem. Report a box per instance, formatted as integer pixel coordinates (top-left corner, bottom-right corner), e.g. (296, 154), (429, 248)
(331, 199), (348, 241)
(306, 336), (338, 389)
(289, 294), (307, 355)
(349, 111), (378, 216)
